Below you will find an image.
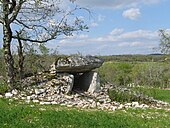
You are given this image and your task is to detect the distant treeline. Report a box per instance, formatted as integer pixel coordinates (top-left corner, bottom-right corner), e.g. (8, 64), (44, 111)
(99, 54), (168, 62)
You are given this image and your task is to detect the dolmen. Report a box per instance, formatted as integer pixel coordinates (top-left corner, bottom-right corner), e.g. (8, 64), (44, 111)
(50, 55), (104, 93)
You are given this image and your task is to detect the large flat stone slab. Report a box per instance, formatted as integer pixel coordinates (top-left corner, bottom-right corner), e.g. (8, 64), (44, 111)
(54, 56), (104, 73)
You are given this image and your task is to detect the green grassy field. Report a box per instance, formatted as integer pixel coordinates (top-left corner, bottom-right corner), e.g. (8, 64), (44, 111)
(0, 98), (170, 128)
(132, 87), (170, 103)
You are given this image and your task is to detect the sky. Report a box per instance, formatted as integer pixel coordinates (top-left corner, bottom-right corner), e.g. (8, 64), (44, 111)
(1, 0), (170, 55)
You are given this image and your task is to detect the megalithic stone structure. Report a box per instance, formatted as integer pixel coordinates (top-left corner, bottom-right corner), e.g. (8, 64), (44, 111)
(50, 55), (104, 93)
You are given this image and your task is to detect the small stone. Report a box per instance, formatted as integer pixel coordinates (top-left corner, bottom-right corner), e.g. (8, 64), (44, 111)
(96, 102), (101, 106)
(33, 100), (39, 103)
(65, 95), (74, 99)
(25, 100), (31, 104)
(110, 106), (117, 111)
(125, 103), (132, 106)
(35, 89), (46, 95)
(30, 94), (37, 99)
(27, 96), (31, 100)
(21, 97), (26, 100)
(5, 92), (13, 98)
(132, 102), (139, 107)
(67, 104), (73, 107)
(139, 104), (149, 108)
(117, 104), (124, 109)
(88, 99), (94, 103)
(82, 104), (89, 109)
(51, 101), (58, 105)
(98, 99), (105, 104)
(40, 101), (51, 105)
(12, 89), (18, 95)
(91, 101), (96, 108)
(13, 97), (18, 100)
(39, 108), (46, 111)
(47, 97), (53, 101)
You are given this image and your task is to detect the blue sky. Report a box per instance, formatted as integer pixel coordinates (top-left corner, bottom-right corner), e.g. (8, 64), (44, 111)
(51, 0), (170, 55)
(1, 0), (170, 55)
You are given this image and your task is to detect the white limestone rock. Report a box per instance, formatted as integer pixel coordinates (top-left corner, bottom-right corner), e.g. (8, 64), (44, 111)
(5, 92), (13, 98)
(33, 100), (39, 103)
(12, 89), (18, 95)
(35, 89), (46, 95)
(132, 102), (140, 107)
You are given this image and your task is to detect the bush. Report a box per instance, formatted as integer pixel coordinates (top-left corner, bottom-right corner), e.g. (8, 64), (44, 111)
(108, 86), (157, 104)
(108, 88), (133, 103)
(98, 62), (133, 86)
(98, 62), (170, 88)
(131, 62), (170, 88)
(0, 80), (8, 94)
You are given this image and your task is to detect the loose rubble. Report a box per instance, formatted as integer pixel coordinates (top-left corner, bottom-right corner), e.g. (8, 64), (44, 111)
(2, 83), (169, 111)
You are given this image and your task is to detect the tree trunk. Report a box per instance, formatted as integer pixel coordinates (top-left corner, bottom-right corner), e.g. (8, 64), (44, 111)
(2, 0), (15, 89)
(17, 32), (24, 80)
(3, 24), (15, 89)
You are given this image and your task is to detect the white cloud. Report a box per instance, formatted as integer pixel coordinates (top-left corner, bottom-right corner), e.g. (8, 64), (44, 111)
(122, 8), (141, 20)
(90, 22), (99, 27)
(119, 30), (158, 39)
(51, 28), (161, 55)
(110, 28), (124, 35)
(97, 14), (105, 22)
(75, 0), (160, 9)
(118, 41), (143, 47)
(91, 29), (159, 43)
(78, 34), (89, 39)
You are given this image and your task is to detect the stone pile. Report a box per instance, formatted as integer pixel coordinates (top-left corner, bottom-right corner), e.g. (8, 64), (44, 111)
(2, 83), (169, 111)
(1, 84), (128, 110)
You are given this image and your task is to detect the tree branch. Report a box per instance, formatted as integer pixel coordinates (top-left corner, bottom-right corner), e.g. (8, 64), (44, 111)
(12, 35), (56, 43)
(9, 0), (25, 23)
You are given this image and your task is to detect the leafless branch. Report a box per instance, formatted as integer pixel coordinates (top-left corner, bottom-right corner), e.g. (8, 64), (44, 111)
(9, 0), (25, 23)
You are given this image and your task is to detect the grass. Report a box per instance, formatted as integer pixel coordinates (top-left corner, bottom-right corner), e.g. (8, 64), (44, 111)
(0, 98), (170, 128)
(133, 87), (170, 103)
(153, 89), (170, 103)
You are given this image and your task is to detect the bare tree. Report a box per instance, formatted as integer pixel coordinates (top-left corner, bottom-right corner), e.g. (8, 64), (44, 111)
(0, 0), (88, 89)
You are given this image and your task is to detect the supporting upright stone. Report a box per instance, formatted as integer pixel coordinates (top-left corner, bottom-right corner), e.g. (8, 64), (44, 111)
(87, 71), (100, 93)
(62, 74), (74, 94)
(74, 71), (100, 93)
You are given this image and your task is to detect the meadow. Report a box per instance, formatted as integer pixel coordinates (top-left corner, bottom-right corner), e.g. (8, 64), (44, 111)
(0, 98), (170, 128)
(0, 54), (170, 128)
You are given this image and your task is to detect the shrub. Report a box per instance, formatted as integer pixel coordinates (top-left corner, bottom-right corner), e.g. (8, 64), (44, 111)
(98, 62), (133, 86)
(131, 62), (170, 88)
(98, 62), (170, 88)
(108, 86), (157, 104)
(0, 80), (8, 94)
